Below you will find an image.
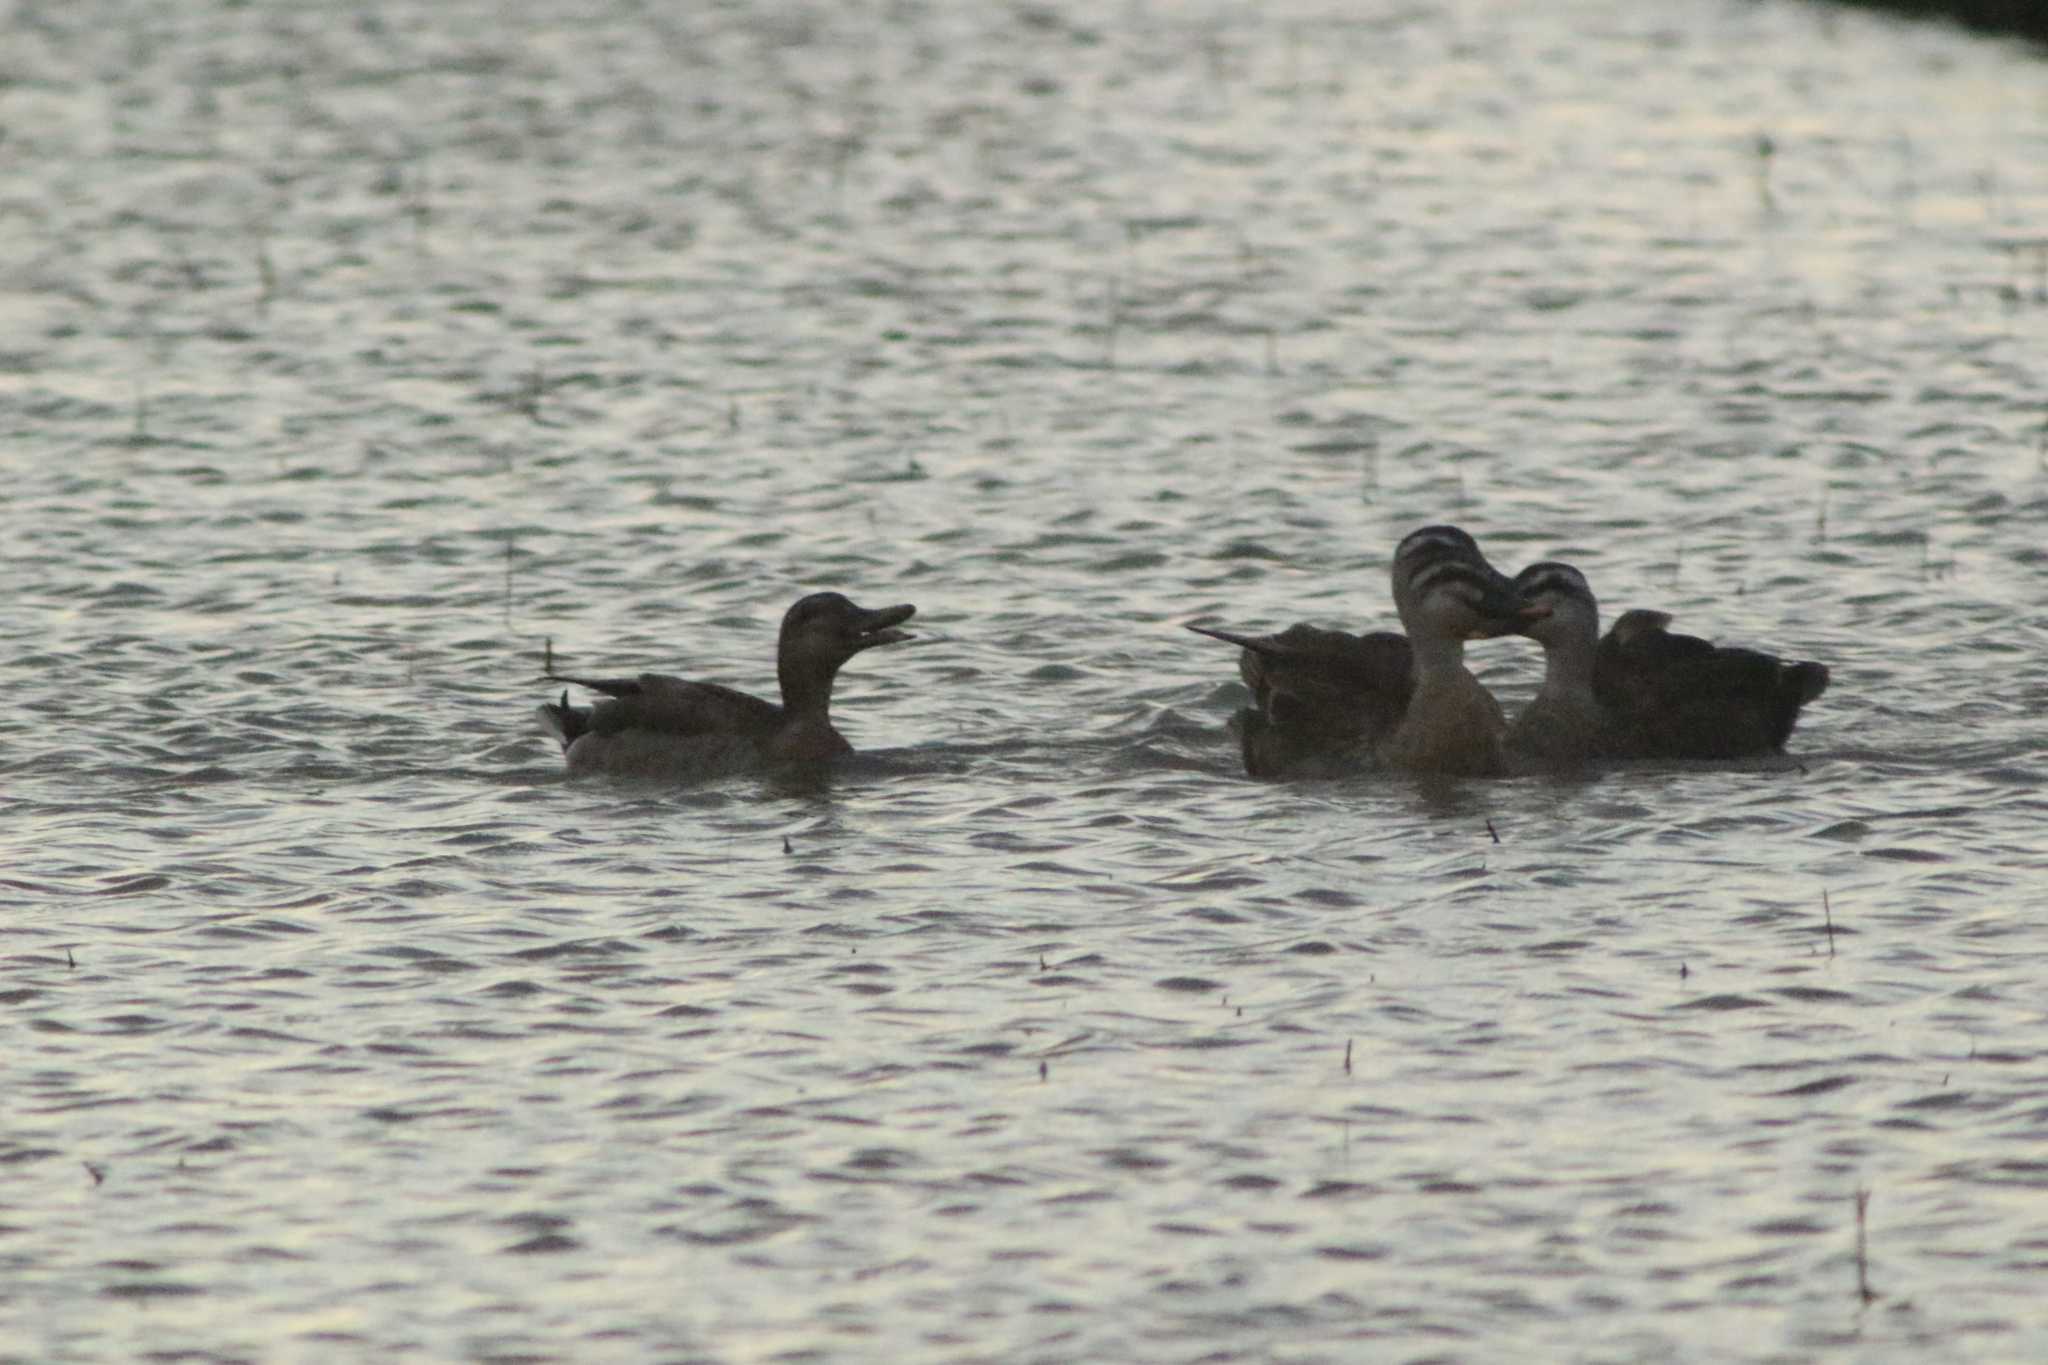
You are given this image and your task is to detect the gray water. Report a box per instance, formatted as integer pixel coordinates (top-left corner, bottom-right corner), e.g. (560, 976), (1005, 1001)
(4, 0), (2047, 1360)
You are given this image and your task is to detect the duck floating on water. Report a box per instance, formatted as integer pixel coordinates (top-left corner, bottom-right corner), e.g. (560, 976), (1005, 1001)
(1189, 526), (1547, 778)
(539, 591), (915, 778)
(1506, 562), (1829, 765)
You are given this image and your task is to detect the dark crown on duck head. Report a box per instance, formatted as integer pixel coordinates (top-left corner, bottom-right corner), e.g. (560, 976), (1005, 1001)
(1512, 562), (1598, 609)
(1393, 525), (1495, 594)
(1393, 524), (1482, 566)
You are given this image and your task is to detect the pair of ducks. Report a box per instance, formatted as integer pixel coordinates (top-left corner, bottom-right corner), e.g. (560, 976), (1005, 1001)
(538, 526), (1829, 780)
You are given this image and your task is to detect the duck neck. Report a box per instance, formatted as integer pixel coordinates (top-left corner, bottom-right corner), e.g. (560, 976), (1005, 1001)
(778, 658), (839, 722)
(1406, 632), (1470, 692)
(1535, 632), (1598, 705)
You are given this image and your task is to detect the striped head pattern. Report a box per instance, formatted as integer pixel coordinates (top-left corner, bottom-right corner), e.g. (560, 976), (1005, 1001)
(1509, 562), (1600, 646)
(1391, 526), (1538, 640)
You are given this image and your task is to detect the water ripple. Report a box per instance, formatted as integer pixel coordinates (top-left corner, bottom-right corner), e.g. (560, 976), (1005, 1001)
(4, 0), (2048, 1360)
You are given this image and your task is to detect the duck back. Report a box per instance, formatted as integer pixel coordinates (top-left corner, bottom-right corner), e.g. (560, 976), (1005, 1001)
(1191, 623), (1412, 779)
(1594, 610), (1830, 758)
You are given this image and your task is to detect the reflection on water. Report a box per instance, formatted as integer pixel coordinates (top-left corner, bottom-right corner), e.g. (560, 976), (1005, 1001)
(3, 0), (2047, 1359)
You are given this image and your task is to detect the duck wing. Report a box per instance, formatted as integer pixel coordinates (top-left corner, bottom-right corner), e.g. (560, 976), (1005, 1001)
(549, 673), (785, 740)
(1593, 610), (1829, 757)
(1189, 623), (1413, 776)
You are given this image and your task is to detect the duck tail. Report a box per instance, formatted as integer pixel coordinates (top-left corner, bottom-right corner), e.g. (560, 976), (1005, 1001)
(1787, 661), (1830, 705)
(1766, 661), (1830, 748)
(537, 690), (592, 754)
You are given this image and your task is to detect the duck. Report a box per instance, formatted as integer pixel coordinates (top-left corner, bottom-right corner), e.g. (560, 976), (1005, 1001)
(1188, 525), (1547, 778)
(1505, 561), (1829, 765)
(539, 591), (916, 778)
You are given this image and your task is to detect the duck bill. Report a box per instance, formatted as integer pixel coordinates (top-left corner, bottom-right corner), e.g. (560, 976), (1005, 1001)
(1467, 591), (1551, 640)
(851, 602), (917, 650)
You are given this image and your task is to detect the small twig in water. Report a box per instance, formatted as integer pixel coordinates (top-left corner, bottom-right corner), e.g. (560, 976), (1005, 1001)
(1854, 1188), (1879, 1305)
(1343, 1039), (1353, 1074)
(518, 364), (546, 423)
(1104, 277), (1122, 369)
(170, 235), (206, 291)
(255, 235), (278, 312)
(402, 162), (432, 250)
(502, 540), (516, 627)
(1823, 890), (1836, 957)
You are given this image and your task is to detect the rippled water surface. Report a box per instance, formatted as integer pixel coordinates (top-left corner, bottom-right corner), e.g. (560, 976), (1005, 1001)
(5, 0), (2048, 1359)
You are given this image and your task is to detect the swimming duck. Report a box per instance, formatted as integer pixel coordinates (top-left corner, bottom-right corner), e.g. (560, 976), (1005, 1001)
(539, 591), (916, 778)
(1189, 525), (1546, 778)
(1506, 562), (1829, 765)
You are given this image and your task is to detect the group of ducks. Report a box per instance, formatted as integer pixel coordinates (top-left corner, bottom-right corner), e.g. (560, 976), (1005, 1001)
(538, 525), (1830, 781)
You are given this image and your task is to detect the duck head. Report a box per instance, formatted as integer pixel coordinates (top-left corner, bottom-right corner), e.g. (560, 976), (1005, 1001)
(1390, 526), (1549, 643)
(780, 592), (917, 668)
(1509, 562), (1600, 650)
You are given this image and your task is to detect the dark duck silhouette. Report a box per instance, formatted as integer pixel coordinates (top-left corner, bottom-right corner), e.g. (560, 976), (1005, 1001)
(539, 591), (916, 778)
(1187, 526), (1547, 778)
(1505, 562), (1829, 766)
